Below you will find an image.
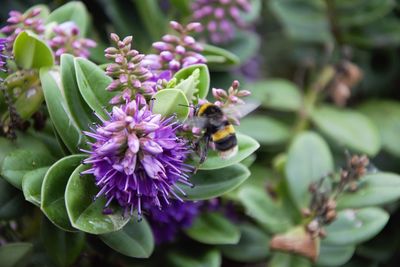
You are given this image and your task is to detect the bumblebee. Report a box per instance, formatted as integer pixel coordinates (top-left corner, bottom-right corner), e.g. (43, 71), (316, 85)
(193, 103), (239, 164)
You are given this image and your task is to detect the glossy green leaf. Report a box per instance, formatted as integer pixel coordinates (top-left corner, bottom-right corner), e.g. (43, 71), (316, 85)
(358, 100), (400, 157)
(312, 105), (381, 156)
(0, 242), (33, 267)
(316, 243), (355, 267)
(1, 149), (54, 189)
(337, 172), (400, 209)
(185, 212), (240, 245)
(74, 58), (114, 120)
(46, 1), (90, 36)
(285, 132), (334, 210)
(174, 64), (210, 99)
(13, 31), (54, 69)
(250, 79), (303, 111)
(177, 163), (250, 200)
(0, 178), (25, 219)
(238, 187), (292, 233)
(100, 218), (154, 258)
(196, 133), (259, 170)
(41, 154), (86, 232)
(61, 54), (96, 131)
(152, 89), (190, 120)
(220, 223), (270, 262)
(65, 164), (130, 234)
(269, 252), (311, 267)
(13, 80), (44, 121)
(40, 67), (89, 153)
(202, 44), (240, 70)
(324, 207), (389, 246)
(22, 167), (49, 206)
(41, 218), (85, 267)
(167, 249), (221, 267)
(236, 115), (291, 145)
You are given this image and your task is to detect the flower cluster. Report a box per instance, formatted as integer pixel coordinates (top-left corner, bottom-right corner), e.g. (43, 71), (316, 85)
(82, 95), (193, 216)
(48, 22), (97, 63)
(0, 38), (7, 74)
(0, 8), (45, 49)
(1, 9), (96, 62)
(212, 80), (251, 124)
(105, 34), (154, 104)
(146, 200), (200, 244)
(143, 21), (206, 74)
(191, 0), (251, 44)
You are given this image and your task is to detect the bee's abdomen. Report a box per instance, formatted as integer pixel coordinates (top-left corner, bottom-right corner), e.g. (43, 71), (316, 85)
(212, 124), (237, 151)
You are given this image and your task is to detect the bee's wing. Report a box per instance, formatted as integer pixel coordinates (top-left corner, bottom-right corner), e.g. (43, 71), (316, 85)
(222, 100), (260, 120)
(183, 116), (208, 129)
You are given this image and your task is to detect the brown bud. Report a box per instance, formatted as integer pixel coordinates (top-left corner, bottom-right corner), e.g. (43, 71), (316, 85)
(307, 220), (320, 233)
(270, 226), (320, 262)
(325, 210), (337, 223)
(301, 208), (312, 217)
(326, 199), (337, 210)
(319, 228), (327, 238)
(338, 61), (363, 88)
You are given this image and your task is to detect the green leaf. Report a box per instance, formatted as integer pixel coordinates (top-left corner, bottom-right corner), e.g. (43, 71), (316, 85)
(74, 58), (114, 120)
(177, 164), (250, 200)
(311, 105), (381, 156)
(220, 223), (270, 262)
(133, 0), (167, 40)
(285, 132), (334, 210)
(269, 252), (311, 267)
(316, 243), (355, 267)
(358, 100), (400, 157)
(61, 54), (97, 131)
(41, 218), (85, 267)
(13, 31), (54, 69)
(1, 149), (54, 189)
(0, 178), (25, 219)
(41, 154), (86, 232)
(236, 115), (291, 145)
(40, 67), (89, 153)
(167, 249), (221, 267)
(46, 1), (90, 36)
(185, 212), (240, 245)
(269, 0), (332, 43)
(65, 164), (130, 234)
(336, 0), (395, 27)
(174, 64), (210, 99)
(0, 242), (33, 267)
(249, 79), (303, 112)
(324, 207), (389, 246)
(25, 5), (50, 19)
(152, 89), (190, 120)
(100, 218), (154, 258)
(197, 133), (259, 170)
(222, 31), (260, 64)
(337, 172), (400, 209)
(202, 44), (240, 70)
(238, 187), (292, 233)
(22, 167), (49, 206)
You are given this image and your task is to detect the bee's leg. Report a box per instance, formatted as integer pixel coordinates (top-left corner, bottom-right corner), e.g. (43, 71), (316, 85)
(199, 134), (211, 164)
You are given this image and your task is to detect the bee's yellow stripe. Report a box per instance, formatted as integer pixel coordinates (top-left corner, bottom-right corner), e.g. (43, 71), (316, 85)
(212, 125), (235, 142)
(198, 103), (213, 116)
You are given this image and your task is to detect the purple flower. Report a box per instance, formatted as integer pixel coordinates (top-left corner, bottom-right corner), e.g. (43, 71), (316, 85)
(145, 200), (200, 244)
(105, 34), (155, 104)
(142, 21), (206, 74)
(82, 94), (194, 217)
(0, 38), (7, 74)
(191, 0), (252, 44)
(0, 8), (45, 49)
(48, 22), (97, 63)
